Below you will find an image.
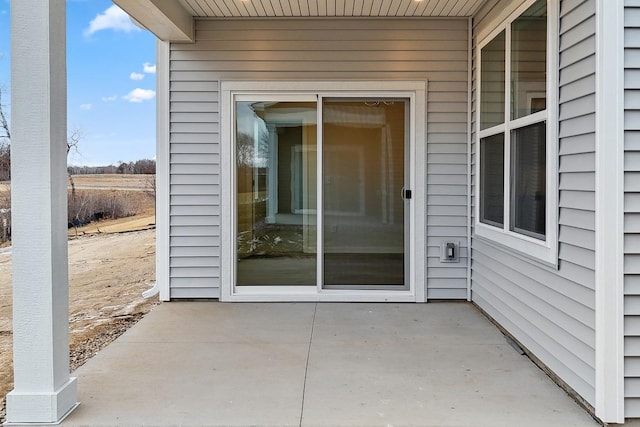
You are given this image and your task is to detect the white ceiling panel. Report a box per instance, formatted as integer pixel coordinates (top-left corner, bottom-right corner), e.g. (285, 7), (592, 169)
(178, 0), (487, 17)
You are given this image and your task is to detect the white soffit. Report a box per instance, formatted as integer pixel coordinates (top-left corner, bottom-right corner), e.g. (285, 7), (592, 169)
(177, 0), (487, 17)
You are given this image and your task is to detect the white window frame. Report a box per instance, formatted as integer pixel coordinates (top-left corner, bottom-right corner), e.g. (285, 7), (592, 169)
(475, 0), (559, 265)
(220, 80), (427, 302)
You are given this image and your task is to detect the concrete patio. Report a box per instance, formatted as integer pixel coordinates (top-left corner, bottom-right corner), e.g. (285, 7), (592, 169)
(60, 302), (599, 426)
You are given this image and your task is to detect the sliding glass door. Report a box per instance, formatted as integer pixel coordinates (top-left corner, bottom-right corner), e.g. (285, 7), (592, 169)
(234, 96), (409, 291)
(322, 99), (408, 289)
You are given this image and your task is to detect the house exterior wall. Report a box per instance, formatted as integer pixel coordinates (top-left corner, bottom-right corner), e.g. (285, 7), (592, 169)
(167, 18), (470, 299)
(625, 0), (640, 417)
(470, 0), (597, 406)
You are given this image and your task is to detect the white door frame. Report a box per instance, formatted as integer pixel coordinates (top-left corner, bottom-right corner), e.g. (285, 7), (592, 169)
(220, 80), (427, 302)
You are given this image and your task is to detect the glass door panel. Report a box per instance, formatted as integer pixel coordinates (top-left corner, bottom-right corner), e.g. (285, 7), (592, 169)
(322, 99), (408, 289)
(235, 101), (317, 286)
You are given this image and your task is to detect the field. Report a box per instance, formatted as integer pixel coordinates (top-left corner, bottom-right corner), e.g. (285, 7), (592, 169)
(0, 173), (153, 193)
(69, 173), (154, 191)
(0, 175), (158, 422)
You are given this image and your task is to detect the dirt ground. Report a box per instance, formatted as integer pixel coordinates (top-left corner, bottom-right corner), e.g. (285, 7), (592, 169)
(0, 177), (158, 423)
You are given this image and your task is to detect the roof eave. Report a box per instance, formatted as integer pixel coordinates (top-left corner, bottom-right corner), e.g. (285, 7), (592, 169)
(114, 0), (194, 42)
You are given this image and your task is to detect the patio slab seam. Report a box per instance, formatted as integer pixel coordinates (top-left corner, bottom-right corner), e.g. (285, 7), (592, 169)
(299, 302), (318, 427)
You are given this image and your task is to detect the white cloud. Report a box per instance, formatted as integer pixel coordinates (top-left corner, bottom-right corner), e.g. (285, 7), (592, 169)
(130, 72), (145, 81)
(123, 88), (156, 103)
(80, 103), (93, 111)
(101, 95), (118, 102)
(143, 63), (156, 74)
(84, 5), (139, 37)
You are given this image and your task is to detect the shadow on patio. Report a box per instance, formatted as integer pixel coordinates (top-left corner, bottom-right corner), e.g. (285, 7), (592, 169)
(61, 302), (598, 426)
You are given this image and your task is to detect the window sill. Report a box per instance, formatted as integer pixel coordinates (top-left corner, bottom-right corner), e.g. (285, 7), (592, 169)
(474, 222), (559, 269)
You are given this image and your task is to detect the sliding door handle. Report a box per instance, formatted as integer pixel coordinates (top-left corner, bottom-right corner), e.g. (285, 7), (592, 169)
(401, 187), (412, 200)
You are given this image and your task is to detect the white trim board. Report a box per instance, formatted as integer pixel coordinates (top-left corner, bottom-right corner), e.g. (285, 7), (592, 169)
(466, 16), (473, 302)
(594, 0), (625, 423)
(156, 40), (171, 302)
(220, 80), (427, 302)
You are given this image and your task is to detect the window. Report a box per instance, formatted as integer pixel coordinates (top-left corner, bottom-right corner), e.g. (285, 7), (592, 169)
(476, 0), (557, 263)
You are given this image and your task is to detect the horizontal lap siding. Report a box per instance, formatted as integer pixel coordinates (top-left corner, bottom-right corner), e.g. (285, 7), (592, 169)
(169, 18), (470, 299)
(428, 73), (470, 299)
(470, 0), (596, 405)
(625, 0), (640, 417)
(169, 72), (221, 298)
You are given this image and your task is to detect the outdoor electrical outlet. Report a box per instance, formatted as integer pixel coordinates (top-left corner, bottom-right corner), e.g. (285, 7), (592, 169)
(440, 241), (460, 263)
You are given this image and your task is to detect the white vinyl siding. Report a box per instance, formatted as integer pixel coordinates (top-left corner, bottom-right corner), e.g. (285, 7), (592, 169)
(471, 0), (596, 406)
(169, 74), (221, 299)
(624, 0), (640, 417)
(168, 18), (470, 299)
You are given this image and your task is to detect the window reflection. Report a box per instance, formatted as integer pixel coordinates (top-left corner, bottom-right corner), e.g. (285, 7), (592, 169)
(236, 101), (317, 286)
(511, 0), (547, 120)
(511, 122), (546, 238)
(480, 30), (506, 130)
(480, 133), (505, 227)
(322, 99), (407, 288)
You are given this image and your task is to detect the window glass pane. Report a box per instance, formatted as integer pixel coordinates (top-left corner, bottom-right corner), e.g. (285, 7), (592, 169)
(481, 31), (506, 130)
(236, 101), (317, 286)
(511, 0), (547, 120)
(480, 133), (505, 227)
(511, 121), (546, 238)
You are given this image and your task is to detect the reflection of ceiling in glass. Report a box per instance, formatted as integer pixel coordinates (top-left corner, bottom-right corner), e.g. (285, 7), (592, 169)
(250, 102), (317, 126)
(323, 105), (388, 128)
(240, 100), (407, 131)
(521, 0), (546, 18)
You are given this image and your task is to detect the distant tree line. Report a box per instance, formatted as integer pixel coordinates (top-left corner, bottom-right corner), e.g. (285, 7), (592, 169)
(0, 153), (156, 180)
(1, 89), (156, 180)
(67, 159), (156, 176)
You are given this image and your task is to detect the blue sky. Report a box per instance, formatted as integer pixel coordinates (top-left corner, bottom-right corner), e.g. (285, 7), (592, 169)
(0, 0), (157, 166)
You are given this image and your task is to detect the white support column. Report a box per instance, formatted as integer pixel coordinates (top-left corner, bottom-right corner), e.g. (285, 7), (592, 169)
(595, 0), (625, 423)
(266, 123), (278, 224)
(6, 0), (78, 423)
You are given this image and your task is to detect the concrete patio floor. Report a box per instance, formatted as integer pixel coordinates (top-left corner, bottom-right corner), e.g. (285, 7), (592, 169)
(61, 302), (599, 426)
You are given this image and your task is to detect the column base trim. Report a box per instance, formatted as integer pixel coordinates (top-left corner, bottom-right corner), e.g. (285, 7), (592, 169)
(5, 377), (78, 425)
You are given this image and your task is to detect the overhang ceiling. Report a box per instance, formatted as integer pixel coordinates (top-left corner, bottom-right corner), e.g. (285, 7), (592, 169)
(114, 0), (487, 42)
(177, 0), (486, 17)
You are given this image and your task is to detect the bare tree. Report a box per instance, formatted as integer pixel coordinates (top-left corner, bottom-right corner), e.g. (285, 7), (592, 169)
(0, 89), (89, 239)
(144, 174), (156, 200)
(0, 88), (9, 142)
(0, 88), (11, 241)
(66, 127), (82, 191)
(66, 128), (83, 236)
(0, 88), (11, 182)
(236, 133), (255, 167)
(67, 127), (82, 155)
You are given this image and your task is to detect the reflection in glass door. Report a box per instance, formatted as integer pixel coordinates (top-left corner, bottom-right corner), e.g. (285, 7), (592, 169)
(235, 101), (317, 286)
(322, 99), (408, 289)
